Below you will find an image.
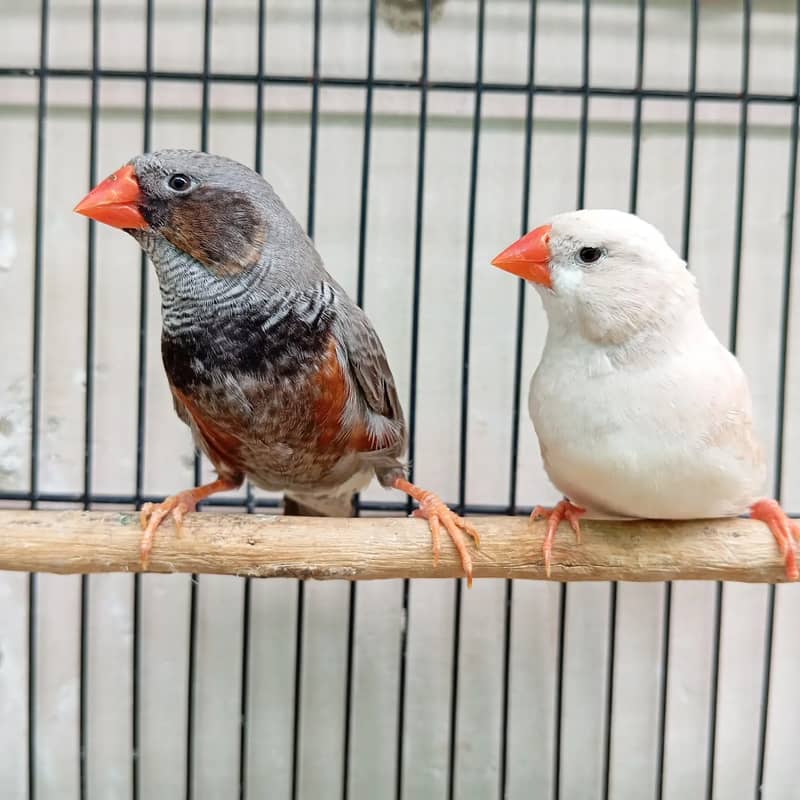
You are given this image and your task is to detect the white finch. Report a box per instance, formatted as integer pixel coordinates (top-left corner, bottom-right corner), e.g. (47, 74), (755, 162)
(491, 209), (798, 580)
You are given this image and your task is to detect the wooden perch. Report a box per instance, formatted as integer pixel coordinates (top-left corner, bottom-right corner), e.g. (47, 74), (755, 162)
(0, 509), (792, 583)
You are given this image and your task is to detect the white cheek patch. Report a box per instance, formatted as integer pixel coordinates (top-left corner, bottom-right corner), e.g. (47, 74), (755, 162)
(551, 266), (584, 294)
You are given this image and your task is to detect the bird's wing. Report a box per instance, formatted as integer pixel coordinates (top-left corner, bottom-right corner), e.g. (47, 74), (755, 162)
(333, 307), (406, 454)
(696, 347), (766, 471)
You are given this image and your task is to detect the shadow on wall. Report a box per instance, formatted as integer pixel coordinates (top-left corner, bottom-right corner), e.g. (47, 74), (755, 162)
(379, 0), (448, 32)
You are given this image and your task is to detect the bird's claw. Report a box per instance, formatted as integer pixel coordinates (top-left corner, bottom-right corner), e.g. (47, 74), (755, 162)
(139, 492), (197, 569)
(750, 499), (800, 581)
(530, 500), (586, 578)
(413, 497), (480, 588)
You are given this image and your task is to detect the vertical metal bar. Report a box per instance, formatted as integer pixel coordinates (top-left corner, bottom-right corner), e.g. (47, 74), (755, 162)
(628, 0), (646, 218)
(342, 1), (377, 796)
(576, 0), (591, 211)
(456, 0), (486, 515)
(79, 3), (101, 797)
(186, 5), (214, 799)
(82, 4), (100, 512)
(706, 5), (751, 797)
(553, 4), (591, 798)
(239, 11), (265, 777)
(448, 1), (485, 797)
(355, 0), (376, 314)
(291, 4), (321, 798)
(305, 0), (322, 241)
(28, 0), (50, 796)
(28, 13), (49, 510)
(552, 541), (568, 800)
(602, 4), (645, 797)
(245, 0), (266, 519)
(341, 576), (358, 799)
(727, 0), (751, 356)
(499, 1), (537, 795)
(506, 12), (537, 516)
(133, 2), (155, 795)
(656, 4), (699, 797)
(755, 1), (800, 787)
(396, 1), (430, 796)
(253, 1), (266, 180)
(238, 560), (253, 800)
(194, 0), (212, 476)
(134, 17), (154, 508)
(238, 6), (267, 797)
(679, 1), (700, 263)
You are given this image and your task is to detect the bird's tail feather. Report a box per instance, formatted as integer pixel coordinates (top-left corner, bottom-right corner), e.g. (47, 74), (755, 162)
(282, 493), (356, 517)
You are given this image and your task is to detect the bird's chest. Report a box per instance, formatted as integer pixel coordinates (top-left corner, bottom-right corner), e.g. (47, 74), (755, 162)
(161, 324), (354, 488)
(163, 327), (324, 427)
(529, 344), (695, 514)
(161, 305), (330, 392)
(531, 345), (627, 442)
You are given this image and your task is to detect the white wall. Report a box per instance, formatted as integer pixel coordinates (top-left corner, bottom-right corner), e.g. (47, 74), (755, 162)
(1, 1), (800, 798)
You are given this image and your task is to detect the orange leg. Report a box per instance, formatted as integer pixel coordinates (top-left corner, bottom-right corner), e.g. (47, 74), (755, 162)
(750, 499), (800, 581)
(139, 477), (240, 569)
(393, 477), (481, 587)
(531, 499), (586, 578)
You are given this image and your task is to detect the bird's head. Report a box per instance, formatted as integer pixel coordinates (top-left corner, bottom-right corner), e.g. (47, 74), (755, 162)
(74, 149), (310, 286)
(491, 209), (698, 345)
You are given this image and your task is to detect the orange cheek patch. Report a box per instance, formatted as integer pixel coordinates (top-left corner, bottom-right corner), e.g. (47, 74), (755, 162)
(162, 188), (266, 277)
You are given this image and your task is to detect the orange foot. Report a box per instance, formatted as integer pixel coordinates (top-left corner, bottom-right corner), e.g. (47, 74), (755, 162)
(750, 499), (800, 581)
(139, 477), (240, 569)
(393, 477), (481, 587)
(531, 499), (586, 578)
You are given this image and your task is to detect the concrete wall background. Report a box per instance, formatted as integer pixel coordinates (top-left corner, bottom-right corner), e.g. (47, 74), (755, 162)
(1, 1), (800, 798)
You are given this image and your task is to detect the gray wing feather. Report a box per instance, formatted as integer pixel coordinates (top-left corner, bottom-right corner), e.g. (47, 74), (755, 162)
(334, 305), (406, 451)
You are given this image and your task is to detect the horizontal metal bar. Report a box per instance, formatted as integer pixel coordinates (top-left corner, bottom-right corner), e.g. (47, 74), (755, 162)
(0, 490), (523, 516)
(1, 490), (797, 520)
(1, 66), (798, 104)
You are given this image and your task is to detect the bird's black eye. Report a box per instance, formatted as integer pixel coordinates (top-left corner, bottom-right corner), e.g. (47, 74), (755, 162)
(578, 247), (603, 265)
(167, 173), (191, 192)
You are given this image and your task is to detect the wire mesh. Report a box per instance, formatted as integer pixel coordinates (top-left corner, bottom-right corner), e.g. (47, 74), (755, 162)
(2, 1), (799, 799)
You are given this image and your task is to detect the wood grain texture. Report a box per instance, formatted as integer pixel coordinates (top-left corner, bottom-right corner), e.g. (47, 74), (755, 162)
(0, 509), (792, 583)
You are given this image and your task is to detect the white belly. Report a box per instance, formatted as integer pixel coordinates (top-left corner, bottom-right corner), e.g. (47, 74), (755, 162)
(529, 344), (765, 520)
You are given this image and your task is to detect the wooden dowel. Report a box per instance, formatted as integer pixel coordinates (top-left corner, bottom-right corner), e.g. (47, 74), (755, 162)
(0, 509), (791, 582)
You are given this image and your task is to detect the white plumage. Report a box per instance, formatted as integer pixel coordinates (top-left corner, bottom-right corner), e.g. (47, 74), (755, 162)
(492, 209), (797, 578)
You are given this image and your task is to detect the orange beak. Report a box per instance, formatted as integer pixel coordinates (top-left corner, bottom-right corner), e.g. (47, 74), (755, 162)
(490, 223), (553, 288)
(73, 164), (149, 230)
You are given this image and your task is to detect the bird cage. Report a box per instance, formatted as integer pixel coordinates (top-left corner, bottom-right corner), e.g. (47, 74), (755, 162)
(0, 1), (798, 798)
